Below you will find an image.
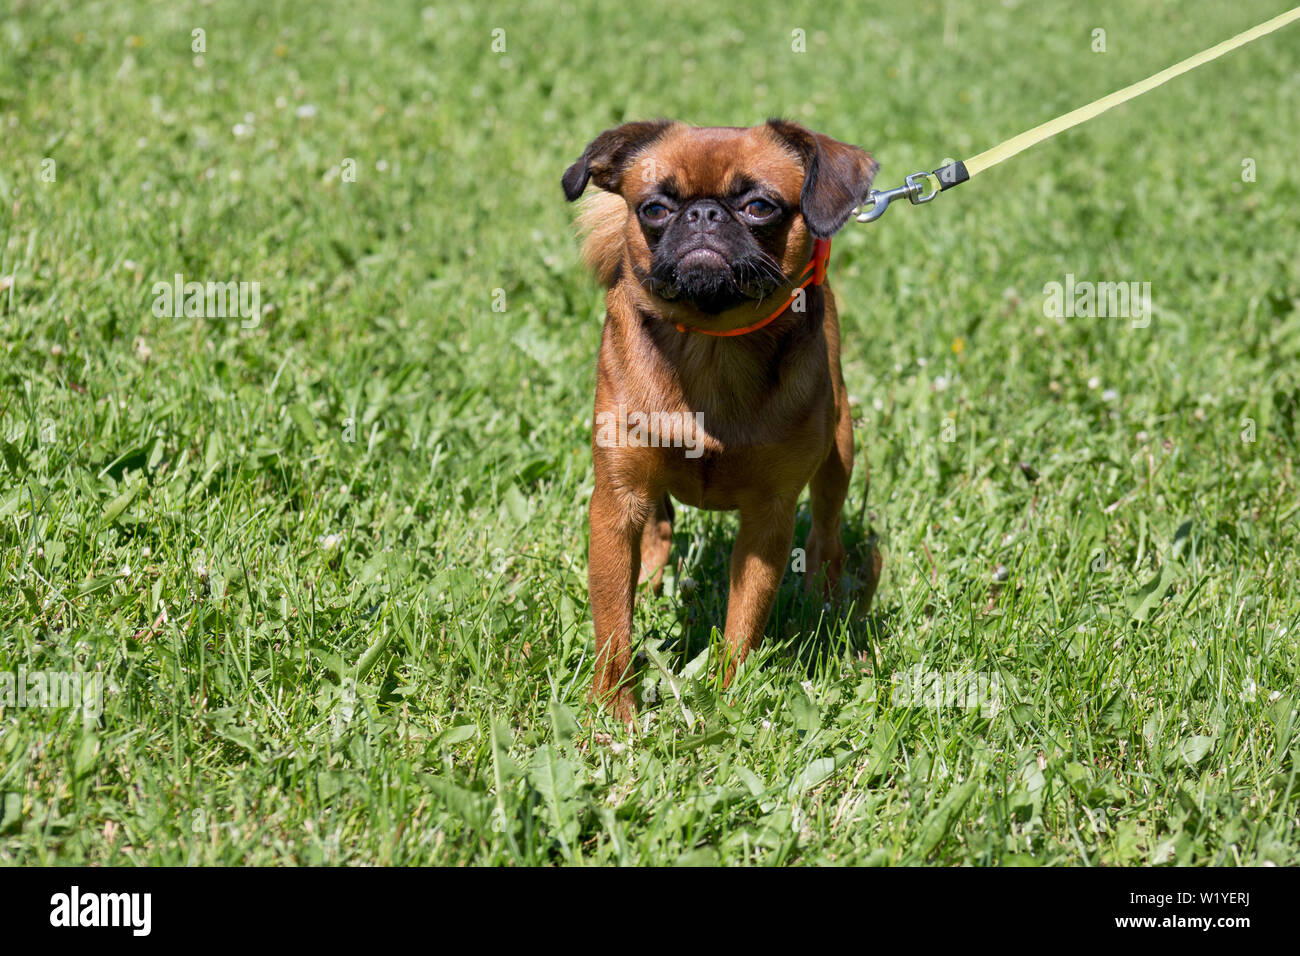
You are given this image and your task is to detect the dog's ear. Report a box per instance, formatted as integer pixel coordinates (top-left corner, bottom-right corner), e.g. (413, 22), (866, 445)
(765, 119), (878, 238)
(562, 120), (675, 201)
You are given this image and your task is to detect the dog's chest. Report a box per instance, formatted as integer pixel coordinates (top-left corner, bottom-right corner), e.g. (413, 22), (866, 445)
(625, 372), (836, 510)
(594, 314), (841, 508)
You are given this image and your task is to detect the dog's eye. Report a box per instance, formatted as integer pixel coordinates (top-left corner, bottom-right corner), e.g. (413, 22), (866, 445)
(640, 202), (671, 224)
(743, 198), (778, 219)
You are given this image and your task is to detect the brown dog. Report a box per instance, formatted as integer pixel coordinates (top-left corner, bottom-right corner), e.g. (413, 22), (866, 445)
(562, 119), (883, 721)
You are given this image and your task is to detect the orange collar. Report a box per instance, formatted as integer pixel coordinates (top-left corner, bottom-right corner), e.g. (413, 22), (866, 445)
(674, 238), (831, 337)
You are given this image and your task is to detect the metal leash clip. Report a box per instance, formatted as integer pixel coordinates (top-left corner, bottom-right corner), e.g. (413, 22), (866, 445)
(855, 161), (969, 223)
(854, 170), (939, 223)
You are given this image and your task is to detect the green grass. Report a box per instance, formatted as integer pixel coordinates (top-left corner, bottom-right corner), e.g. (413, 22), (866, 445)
(1, 0), (1298, 865)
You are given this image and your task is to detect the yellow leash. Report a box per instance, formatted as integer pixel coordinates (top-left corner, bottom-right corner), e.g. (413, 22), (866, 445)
(857, 6), (1300, 222)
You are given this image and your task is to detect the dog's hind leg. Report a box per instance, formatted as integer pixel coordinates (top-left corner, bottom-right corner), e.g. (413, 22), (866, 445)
(637, 493), (674, 595)
(805, 398), (853, 599)
(720, 493), (799, 685)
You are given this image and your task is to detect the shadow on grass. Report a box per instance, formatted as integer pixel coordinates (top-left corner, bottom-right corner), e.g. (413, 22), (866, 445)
(639, 499), (896, 680)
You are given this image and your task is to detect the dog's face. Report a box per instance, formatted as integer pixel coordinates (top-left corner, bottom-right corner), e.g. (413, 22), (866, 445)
(563, 120), (877, 316)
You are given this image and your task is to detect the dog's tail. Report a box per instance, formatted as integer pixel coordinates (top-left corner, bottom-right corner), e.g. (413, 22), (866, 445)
(575, 190), (626, 287)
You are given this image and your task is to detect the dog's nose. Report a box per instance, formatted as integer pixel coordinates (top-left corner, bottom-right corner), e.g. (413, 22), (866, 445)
(683, 200), (728, 232)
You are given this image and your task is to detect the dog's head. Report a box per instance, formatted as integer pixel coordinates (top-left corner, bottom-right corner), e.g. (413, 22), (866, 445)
(563, 120), (876, 317)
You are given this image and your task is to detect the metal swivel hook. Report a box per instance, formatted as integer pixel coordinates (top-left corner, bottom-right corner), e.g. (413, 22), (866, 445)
(855, 171), (940, 223)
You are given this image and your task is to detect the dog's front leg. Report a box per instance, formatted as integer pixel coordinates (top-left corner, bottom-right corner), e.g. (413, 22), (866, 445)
(720, 496), (798, 685)
(588, 481), (648, 722)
